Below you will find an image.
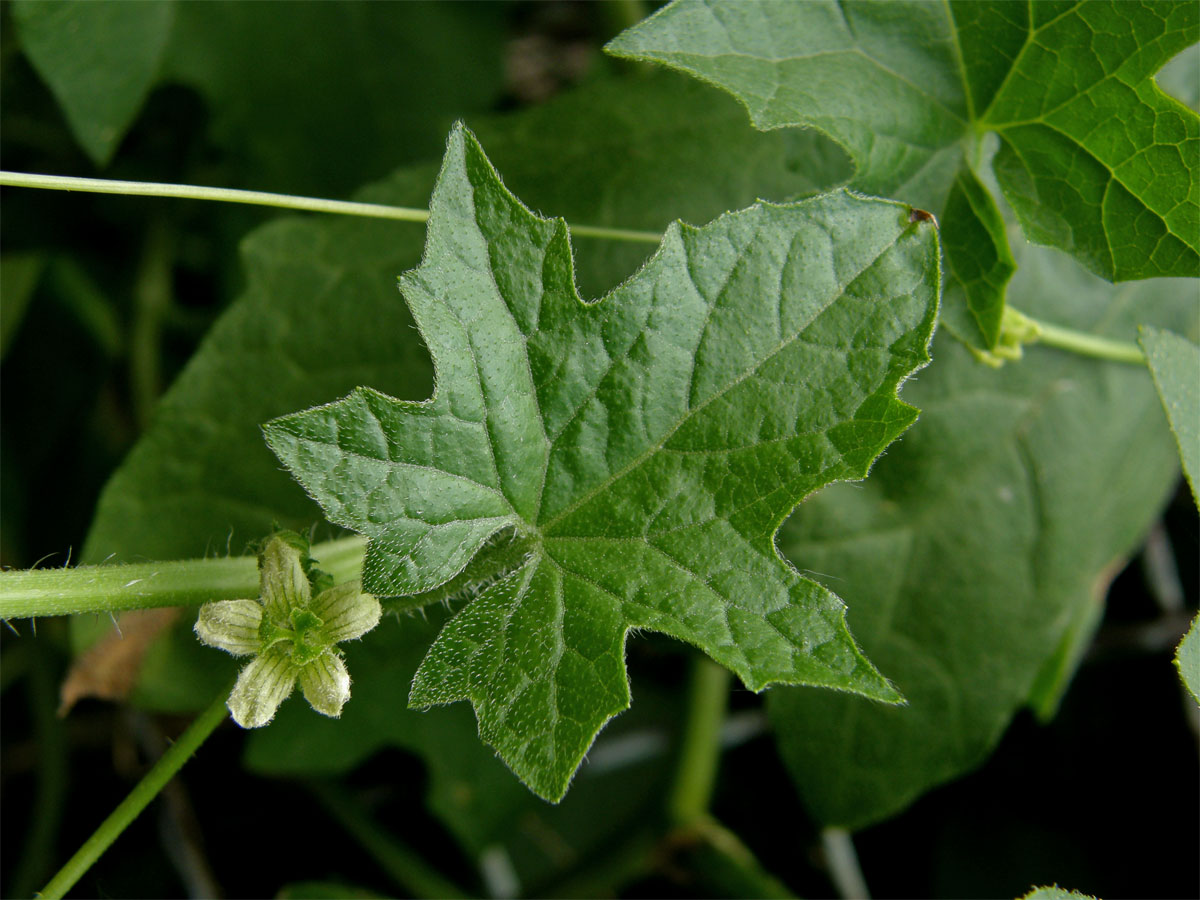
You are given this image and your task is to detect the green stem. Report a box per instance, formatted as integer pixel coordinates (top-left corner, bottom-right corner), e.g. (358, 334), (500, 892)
(38, 686), (231, 900)
(0, 171), (662, 245)
(306, 780), (470, 900)
(1019, 311), (1146, 365)
(0, 536), (365, 619)
(668, 655), (731, 825)
(1, 170), (430, 223)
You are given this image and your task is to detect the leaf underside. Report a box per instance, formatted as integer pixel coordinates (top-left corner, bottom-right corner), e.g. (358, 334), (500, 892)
(769, 235), (1197, 829)
(608, 0), (1200, 349)
(265, 123), (941, 800)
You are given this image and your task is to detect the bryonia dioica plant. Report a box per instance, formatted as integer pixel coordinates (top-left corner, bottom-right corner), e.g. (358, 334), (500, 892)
(2, 1), (1197, 897)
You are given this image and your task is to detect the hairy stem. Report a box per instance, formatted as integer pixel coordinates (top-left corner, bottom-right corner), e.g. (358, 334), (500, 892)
(668, 655), (732, 825)
(0, 170), (662, 244)
(39, 686), (231, 900)
(0, 536), (365, 619)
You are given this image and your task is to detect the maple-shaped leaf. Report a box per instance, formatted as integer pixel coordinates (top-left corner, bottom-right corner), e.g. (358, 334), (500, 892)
(609, 0), (1199, 349)
(264, 123), (940, 800)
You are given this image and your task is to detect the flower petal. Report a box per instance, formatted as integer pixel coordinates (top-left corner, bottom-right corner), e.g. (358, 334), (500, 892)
(298, 651), (351, 718)
(311, 583), (381, 644)
(227, 648), (298, 728)
(194, 599), (263, 656)
(259, 536), (310, 620)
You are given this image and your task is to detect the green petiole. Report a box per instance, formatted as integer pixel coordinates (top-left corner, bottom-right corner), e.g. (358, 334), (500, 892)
(0, 536), (365, 620)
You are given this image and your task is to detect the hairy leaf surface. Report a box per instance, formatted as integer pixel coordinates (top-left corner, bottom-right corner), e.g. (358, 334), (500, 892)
(769, 236), (1197, 828)
(608, 0), (1200, 347)
(264, 123), (940, 800)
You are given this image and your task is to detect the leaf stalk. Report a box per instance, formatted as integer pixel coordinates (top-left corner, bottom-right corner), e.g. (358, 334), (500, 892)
(1012, 308), (1146, 365)
(667, 655), (731, 825)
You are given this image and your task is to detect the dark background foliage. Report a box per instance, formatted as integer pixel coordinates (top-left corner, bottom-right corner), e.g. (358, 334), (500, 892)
(2, 2), (1196, 898)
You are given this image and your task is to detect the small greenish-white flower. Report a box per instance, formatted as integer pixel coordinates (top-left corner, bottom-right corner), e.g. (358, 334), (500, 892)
(195, 536), (381, 728)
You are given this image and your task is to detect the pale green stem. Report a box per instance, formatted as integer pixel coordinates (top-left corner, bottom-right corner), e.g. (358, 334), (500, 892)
(822, 827), (871, 900)
(1021, 313), (1146, 365)
(1, 170), (430, 223)
(0, 536), (365, 619)
(568, 222), (661, 243)
(0, 170), (662, 244)
(38, 686), (231, 900)
(667, 655), (732, 825)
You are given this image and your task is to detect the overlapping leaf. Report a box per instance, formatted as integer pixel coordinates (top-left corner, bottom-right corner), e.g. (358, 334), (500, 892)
(768, 236), (1197, 828)
(264, 123), (940, 800)
(608, 0), (1200, 348)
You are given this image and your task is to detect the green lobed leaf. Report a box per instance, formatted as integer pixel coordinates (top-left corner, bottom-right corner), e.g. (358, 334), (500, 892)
(1176, 614), (1200, 705)
(13, 0), (176, 166)
(608, 0), (1200, 348)
(264, 123), (941, 800)
(768, 235), (1197, 829)
(76, 68), (896, 852)
(76, 71), (861, 714)
(1138, 326), (1200, 506)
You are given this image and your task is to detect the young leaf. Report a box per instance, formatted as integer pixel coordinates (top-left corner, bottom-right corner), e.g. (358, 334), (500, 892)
(1139, 326), (1200, 506)
(608, 0), (1200, 347)
(769, 237), (1197, 829)
(264, 123), (940, 800)
(13, 0), (176, 166)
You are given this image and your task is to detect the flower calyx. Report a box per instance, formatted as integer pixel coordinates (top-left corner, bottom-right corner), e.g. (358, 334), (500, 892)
(195, 533), (380, 728)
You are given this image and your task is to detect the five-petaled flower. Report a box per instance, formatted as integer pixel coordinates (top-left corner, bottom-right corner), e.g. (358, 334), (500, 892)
(195, 535), (381, 728)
